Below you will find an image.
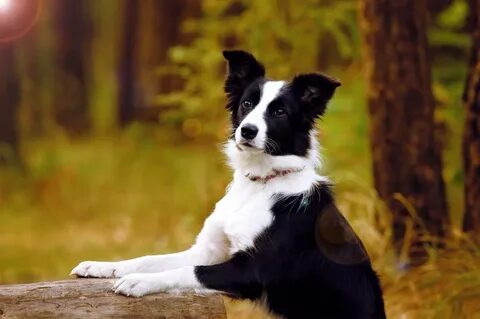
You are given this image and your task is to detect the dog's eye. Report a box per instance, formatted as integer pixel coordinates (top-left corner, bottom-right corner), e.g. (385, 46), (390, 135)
(241, 100), (253, 110)
(273, 107), (286, 117)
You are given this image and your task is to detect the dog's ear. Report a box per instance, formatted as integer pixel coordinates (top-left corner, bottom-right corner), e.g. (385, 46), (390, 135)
(222, 50), (265, 110)
(291, 73), (341, 117)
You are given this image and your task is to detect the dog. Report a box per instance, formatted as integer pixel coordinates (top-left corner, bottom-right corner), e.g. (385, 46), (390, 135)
(71, 50), (386, 319)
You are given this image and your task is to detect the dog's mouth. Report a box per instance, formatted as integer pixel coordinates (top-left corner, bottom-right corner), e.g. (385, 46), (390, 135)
(241, 141), (255, 148)
(236, 141), (263, 152)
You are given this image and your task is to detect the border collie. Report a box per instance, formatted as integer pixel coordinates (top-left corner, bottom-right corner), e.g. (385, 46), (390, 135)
(71, 50), (386, 319)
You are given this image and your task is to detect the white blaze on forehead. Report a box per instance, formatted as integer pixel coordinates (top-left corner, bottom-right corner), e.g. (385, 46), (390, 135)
(236, 81), (285, 148)
(257, 81), (285, 108)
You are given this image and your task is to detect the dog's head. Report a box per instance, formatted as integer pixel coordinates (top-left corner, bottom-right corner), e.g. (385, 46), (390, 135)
(223, 50), (340, 157)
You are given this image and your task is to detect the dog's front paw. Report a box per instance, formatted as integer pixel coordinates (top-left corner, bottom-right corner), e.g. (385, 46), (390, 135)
(114, 274), (163, 297)
(70, 261), (126, 278)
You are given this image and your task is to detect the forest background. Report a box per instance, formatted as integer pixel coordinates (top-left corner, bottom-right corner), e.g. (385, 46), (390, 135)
(1, 0), (479, 318)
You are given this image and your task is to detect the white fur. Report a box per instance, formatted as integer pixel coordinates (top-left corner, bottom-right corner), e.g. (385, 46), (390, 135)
(113, 266), (215, 297)
(235, 81), (285, 149)
(71, 124), (327, 297)
(70, 214), (230, 278)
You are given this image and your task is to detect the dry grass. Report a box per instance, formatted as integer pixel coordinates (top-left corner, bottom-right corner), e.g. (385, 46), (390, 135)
(383, 243), (480, 319)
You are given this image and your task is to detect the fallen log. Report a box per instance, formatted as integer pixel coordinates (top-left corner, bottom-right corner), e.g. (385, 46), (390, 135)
(0, 279), (226, 318)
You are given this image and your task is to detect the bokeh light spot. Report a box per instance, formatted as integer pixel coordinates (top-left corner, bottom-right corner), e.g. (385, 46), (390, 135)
(0, 0), (11, 12)
(0, 0), (41, 43)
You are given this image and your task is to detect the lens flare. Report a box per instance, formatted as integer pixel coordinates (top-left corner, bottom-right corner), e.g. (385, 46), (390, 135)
(0, 0), (11, 12)
(0, 0), (41, 43)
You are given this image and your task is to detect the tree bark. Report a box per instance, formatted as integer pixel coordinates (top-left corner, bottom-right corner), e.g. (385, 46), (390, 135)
(0, 279), (226, 319)
(133, 0), (202, 122)
(360, 0), (449, 263)
(0, 44), (20, 165)
(462, 0), (480, 233)
(154, 0), (201, 93)
(52, 0), (92, 135)
(117, 0), (139, 127)
(427, 0), (453, 15)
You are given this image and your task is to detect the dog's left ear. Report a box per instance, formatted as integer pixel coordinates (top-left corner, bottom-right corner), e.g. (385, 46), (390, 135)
(291, 73), (341, 117)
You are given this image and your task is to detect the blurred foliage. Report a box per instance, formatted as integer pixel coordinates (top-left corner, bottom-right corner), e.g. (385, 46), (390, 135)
(156, 0), (358, 135)
(430, 0), (470, 51)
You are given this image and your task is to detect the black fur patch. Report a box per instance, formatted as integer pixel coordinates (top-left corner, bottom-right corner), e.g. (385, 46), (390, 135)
(195, 183), (386, 319)
(232, 78), (265, 130)
(262, 87), (315, 156)
(291, 73), (341, 118)
(315, 203), (369, 265)
(223, 50), (265, 113)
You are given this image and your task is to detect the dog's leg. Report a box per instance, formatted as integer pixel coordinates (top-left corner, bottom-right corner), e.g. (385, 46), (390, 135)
(70, 251), (199, 278)
(114, 252), (262, 298)
(71, 212), (229, 278)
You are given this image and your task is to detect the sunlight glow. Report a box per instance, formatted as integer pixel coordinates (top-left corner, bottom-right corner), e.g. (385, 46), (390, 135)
(0, 0), (11, 12)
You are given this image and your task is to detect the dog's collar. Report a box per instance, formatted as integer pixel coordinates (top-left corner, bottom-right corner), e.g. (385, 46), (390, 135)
(245, 167), (304, 184)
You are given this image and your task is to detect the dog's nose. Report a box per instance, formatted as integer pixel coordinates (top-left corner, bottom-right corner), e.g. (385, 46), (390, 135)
(241, 124), (258, 140)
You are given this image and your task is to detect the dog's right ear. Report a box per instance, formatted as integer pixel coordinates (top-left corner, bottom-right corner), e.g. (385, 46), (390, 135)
(222, 50), (265, 110)
(222, 50), (265, 79)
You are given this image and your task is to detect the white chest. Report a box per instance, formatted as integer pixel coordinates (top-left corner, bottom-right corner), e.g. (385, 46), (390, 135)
(212, 167), (321, 256)
(218, 182), (274, 254)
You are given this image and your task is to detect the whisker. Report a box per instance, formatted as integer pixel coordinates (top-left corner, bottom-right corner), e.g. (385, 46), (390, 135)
(265, 138), (281, 154)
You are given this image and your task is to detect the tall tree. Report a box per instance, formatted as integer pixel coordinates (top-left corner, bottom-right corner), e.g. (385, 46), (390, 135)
(119, 0), (201, 124)
(427, 0), (453, 15)
(118, 0), (139, 127)
(360, 0), (448, 262)
(462, 0), (480, 233)
(0, 44), (20, 165)
(52, 0), (92, 134)
(135, 0), (201, 122)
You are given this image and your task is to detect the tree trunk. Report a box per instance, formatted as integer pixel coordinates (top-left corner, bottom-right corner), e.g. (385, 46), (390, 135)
(133, 0), (202, 122)
(462, 0), (480, 233)
(427, 0), (453, 15)
(360, 0), (449, 263)
(0, 279), (226, 318)
(147, 0), (189, 93)
(0, 44), (20, 165)
(52, 0), (92, 135)
(117, 0), (139, 127)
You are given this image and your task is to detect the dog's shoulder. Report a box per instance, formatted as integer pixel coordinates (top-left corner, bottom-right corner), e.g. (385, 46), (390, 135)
(269, 182), (369, 265)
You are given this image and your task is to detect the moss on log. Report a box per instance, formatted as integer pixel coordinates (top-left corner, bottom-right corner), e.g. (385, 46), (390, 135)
(0, 279), (226, 318)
